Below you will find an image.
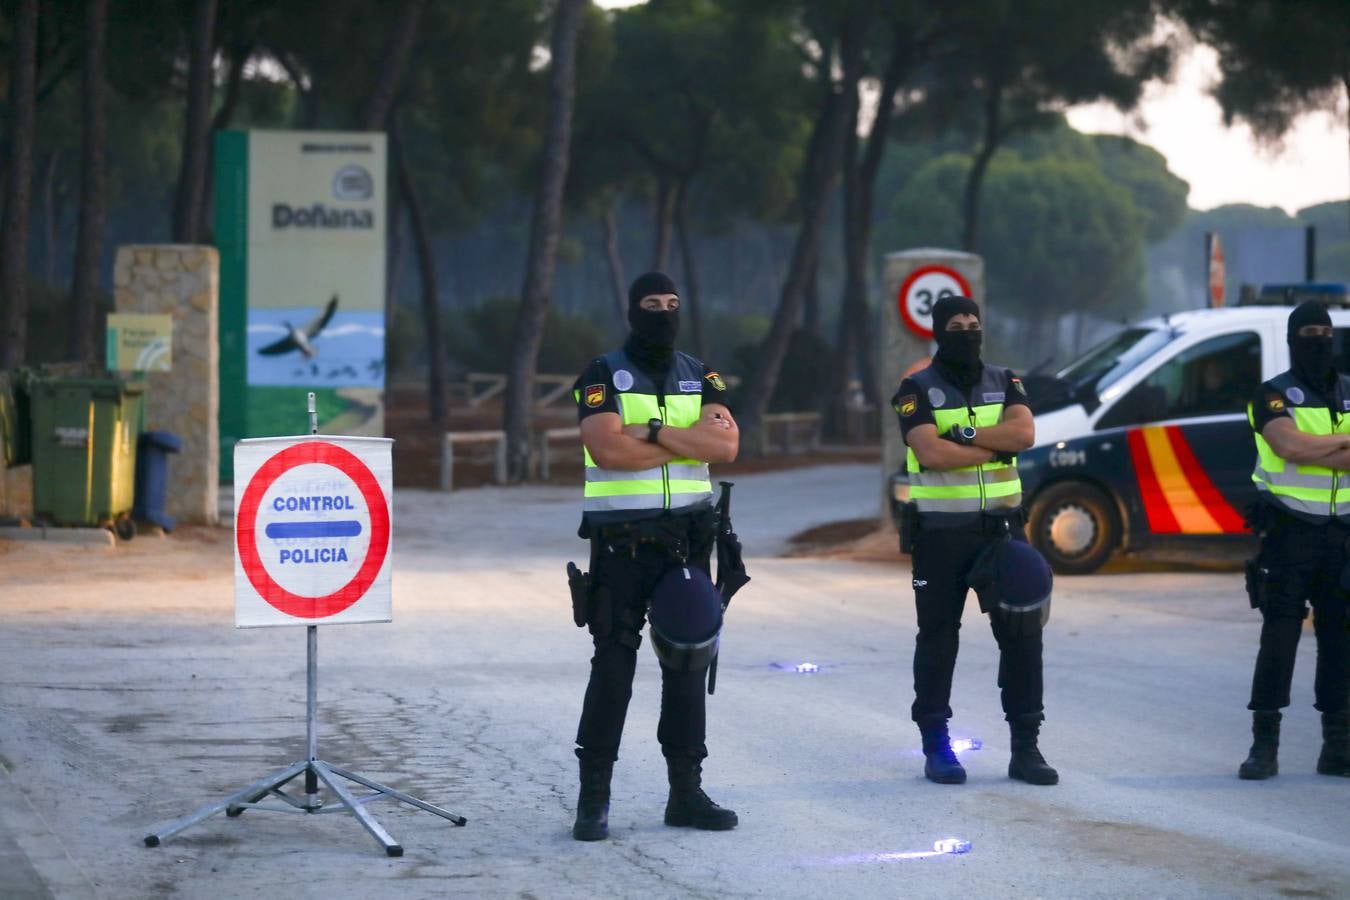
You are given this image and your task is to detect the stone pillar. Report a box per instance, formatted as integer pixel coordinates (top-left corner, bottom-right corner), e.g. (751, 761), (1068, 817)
(113, 245), (220, 526)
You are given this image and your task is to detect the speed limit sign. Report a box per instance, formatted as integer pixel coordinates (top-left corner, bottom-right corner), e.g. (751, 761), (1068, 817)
(898, 265), (973, 339)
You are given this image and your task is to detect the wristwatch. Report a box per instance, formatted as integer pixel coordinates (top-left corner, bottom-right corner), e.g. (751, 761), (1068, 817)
(647, 417), (664, 444)
(949, 424), (977, 445)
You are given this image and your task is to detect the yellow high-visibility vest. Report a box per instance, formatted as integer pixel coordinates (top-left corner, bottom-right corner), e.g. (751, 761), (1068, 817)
(901, 365), (1022, 525)
(1249, 372), (1350, 522)
(576, 350), (713, 524)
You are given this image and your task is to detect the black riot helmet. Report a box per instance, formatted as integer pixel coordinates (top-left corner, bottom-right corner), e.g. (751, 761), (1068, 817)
(966, 537), (1053, 636)
(648, 565), (723, 673)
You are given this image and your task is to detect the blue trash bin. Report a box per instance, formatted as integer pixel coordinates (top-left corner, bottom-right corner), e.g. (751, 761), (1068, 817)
(134, 430), (182, 531)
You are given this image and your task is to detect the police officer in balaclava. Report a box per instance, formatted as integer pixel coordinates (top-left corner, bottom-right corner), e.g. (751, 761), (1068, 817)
(1240, 300), (1350, 780)
(890, 295), (1057, 786)
(566, 272), (741, 840)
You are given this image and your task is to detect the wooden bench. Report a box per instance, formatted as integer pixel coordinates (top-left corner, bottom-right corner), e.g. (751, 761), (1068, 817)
(759, 412), (822, 455)
(464, 373), (575, 409)
(536, 426), (582, 480)
(440, 430), (506, 491)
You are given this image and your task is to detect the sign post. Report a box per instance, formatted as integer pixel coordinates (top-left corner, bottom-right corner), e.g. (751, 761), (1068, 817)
(145, 393), (465, 856)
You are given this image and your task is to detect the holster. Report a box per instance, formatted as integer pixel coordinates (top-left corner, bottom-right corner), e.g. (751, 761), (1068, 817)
(567, 562), (591, 628)
(898, 501), (920, 555)
(1244, 558), (1268, 611)
(568, 538), (614, 634)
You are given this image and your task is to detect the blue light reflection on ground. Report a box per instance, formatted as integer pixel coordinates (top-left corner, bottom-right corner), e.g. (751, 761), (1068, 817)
(816, 839), (971, 866)
(768, 661), (831, 673)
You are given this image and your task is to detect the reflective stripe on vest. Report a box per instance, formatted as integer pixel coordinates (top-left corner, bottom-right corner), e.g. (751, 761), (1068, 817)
(582, 350), (713, 516)
(1249, 372), (1350, 522)
(904, 365), (1022, 520)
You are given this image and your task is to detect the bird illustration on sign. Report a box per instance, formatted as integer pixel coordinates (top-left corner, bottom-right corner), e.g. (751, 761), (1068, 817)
(257, 295), (339, 358)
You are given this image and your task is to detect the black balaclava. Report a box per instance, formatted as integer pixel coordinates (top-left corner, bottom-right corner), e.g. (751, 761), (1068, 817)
(931, 295), (984, 389)
(1287, 300), (1335, 389)
(625, 271), (680, 375)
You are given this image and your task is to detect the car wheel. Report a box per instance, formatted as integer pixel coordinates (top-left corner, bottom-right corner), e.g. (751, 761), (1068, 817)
(1027, 481), (1120, 575)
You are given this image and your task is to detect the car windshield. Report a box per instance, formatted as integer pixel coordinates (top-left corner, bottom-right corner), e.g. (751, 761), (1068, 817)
(1056, 326), (1174, 396)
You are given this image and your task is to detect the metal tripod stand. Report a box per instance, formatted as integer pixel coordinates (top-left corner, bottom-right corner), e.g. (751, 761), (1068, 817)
(144, 625), (466, 856)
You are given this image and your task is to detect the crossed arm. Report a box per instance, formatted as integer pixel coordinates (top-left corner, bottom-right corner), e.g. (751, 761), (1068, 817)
(905, 404), (1035, 471)
(1262, 417), (1350, 468)
(580, 403), (739, 471)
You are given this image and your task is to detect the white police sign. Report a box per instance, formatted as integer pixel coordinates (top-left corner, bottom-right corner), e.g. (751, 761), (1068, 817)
(234, 435), (393, 627)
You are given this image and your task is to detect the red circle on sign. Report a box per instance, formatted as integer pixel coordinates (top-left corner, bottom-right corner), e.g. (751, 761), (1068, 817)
(236, 441), (390, 619)
(898, 265), (973, 340)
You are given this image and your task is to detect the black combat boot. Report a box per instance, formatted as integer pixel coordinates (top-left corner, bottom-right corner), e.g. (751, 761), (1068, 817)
(1238, 710), (1281, 780)
(1008, 717), (1059, 785)
(1316, 711), (1350, 777)
(917, 717), (967, 784)
(572, 754), (613, 841)
(664, 756), (738, 831)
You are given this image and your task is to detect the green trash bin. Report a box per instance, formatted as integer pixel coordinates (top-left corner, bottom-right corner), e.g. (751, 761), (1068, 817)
(0, 368), (33, 468)
(29, 376), (144, 537)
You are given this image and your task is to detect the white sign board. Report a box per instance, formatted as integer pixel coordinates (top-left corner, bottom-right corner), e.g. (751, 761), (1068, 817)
(234, 435), (393, 628)
(897, 264), (974, 339)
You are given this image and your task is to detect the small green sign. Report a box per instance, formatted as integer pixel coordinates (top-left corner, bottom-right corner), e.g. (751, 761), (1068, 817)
(106, 313), (173, 372)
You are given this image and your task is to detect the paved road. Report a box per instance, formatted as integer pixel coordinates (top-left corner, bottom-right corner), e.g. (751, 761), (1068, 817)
(1, 464), (1347, 898)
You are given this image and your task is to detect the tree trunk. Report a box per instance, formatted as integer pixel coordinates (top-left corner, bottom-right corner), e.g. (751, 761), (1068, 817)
(392, 124), (446, 423)
(802, 254), (819, 334)
(651, 176), (674, 271)
(601, 199), (627, 328)
(67, 0), (108, 364)
(961, 79), (1003, 252)
(835, 31), (911, 422)
(0, 0), (37, 368)
(673, 178), (706, 359)
(196, 40), (252, 241)
(503, 0), (585, 481)
(360, 0), (425, 131)
(739, 13), (869, 449)
(383, 188), (402, 325)
(41, 150), (61, 286)
(172, 0), (218, 244)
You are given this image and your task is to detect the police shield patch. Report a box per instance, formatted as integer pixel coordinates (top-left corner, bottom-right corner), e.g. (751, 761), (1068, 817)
(1266, 394), (1285, 412)
(897, 394), (918, 417)
(584, 384), (605, 407)
(1011, 376), (1026, 396)
(705, 372), (727, 391)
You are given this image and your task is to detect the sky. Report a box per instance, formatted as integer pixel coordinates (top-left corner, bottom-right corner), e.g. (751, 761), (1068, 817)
(1067, 43), (1348, 215)
(593, 1), (1348, 216)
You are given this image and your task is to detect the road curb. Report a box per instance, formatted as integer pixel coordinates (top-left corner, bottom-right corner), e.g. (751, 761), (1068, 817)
(0, 526), (115, 546)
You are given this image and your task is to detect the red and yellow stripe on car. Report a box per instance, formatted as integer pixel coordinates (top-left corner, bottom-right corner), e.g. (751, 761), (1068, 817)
(1126, 425), (1247, 534)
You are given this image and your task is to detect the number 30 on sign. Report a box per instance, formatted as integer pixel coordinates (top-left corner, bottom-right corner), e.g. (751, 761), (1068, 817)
(898, 265), (973, 340)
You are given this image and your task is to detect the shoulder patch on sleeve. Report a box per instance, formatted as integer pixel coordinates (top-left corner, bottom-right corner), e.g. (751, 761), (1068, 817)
(705, 372), (727, 391)
(1010, 375), (1026, 396)
(896, 394), (918, 417)
(1266, 393), (1285, 412)
(584, 384), (606, 408)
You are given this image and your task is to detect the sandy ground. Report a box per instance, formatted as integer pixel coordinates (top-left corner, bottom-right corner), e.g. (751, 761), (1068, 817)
(1, 463), (1347, 899)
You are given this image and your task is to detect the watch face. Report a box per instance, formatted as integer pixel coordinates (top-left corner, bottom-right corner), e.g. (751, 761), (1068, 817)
(962, 426), (976, 439)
